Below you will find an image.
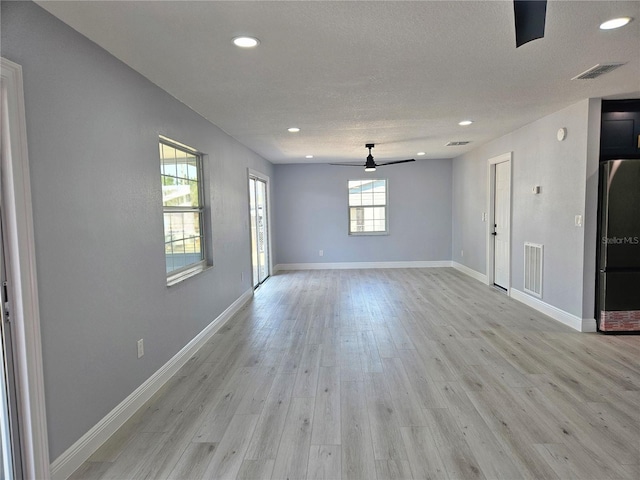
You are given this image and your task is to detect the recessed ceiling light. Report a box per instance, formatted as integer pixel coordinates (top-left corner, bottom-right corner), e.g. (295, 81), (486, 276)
(305, 155), (314, 159)
(232, 36), (260, 48)
(458, 120), (473, 126)
(417, 152), (426, 156)
(600, 17), (632, 30)
(287, 127), (300, 133)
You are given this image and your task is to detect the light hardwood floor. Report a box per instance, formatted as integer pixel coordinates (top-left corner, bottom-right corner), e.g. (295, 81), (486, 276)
(70, 268), (640, 480)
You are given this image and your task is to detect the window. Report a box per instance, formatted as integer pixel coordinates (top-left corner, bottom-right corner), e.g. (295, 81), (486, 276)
(159, 137), (206, 283)
(348, 179), (388, 234)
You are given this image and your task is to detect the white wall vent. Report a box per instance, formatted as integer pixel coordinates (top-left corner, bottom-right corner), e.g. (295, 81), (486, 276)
(572, 63), (626, 80)
(445, 141), (471, 146)
(524, 242), (543, 298)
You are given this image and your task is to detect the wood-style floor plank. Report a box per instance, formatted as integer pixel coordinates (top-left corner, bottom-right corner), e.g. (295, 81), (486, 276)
(437, 381), (524, 480)
(381, 357), (427, 427)
(422, 407), (485, 480)
(307, 445), (341, 480)
(236, 459), (275, 480)
(244, 373), (296, 461)
(311, 366), (341, 445)
(363, 372), (409, 462)
(341, 380), (377, 480)
(374, 459), (414, 480)
(400, 425), (448, 479)
(271, 396), (315, 480)
(166, 442), (218, 480)
(201, 414), (259, 480)
(68, 268), (640, 480)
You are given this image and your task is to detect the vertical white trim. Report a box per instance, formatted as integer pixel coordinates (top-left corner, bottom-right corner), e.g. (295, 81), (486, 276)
(1, 58), (51, 479)
(487, 152), (512, 294)
(486, 163), (495, 286)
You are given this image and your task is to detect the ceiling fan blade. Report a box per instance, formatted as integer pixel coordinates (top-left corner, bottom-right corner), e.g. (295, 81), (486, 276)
(514, 0), (547, 48)
(376, 159), (415, 166)
(328, 162), (365, 167)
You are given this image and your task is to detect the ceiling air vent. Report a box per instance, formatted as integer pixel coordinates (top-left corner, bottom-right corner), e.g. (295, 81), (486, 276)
(572, 63), (626, 80)
(445, 141), (471, 147)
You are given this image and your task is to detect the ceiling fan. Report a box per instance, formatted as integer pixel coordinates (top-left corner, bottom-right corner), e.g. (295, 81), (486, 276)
(329, 144), (415, 172)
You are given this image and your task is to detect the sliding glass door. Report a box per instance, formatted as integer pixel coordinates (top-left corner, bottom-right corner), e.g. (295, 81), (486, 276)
(249, 174), (270, 288)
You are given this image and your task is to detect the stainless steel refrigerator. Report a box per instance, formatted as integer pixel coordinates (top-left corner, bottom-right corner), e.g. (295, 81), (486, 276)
(597, 159), (640, 332)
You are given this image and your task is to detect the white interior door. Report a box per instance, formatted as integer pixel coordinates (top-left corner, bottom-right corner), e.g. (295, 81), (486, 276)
(493, 160), (511, 289)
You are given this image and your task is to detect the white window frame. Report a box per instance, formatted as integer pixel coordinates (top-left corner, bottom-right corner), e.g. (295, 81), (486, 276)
(348, 178), (389, 236)
(159, 136), (207, 285)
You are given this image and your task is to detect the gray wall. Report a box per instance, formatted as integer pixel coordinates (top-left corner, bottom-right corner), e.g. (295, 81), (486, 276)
(452, 99), (598, 319)
(2, 1), (273, 459)
(273, 160), (452, 265)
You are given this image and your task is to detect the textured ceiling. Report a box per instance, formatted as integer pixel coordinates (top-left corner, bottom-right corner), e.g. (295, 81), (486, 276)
(36, 0), (640, 164)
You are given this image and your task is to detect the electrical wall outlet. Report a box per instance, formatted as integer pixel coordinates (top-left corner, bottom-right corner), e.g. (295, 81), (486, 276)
(461, 250), (464, 257)
(319, 250), (324, 257)
(137, 339), (144, 358)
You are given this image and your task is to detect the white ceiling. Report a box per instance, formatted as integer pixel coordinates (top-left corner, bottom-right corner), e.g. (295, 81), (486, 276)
(36, 1), (640, 164)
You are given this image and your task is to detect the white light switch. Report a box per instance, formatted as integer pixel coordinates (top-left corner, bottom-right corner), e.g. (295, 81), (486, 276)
(575, 215), (583, 227)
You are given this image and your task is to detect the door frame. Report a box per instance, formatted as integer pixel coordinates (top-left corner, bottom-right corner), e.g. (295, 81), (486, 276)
(486, 152), (512, 294)
(247, 169), (273, 287)
(1, 57), (50, 479)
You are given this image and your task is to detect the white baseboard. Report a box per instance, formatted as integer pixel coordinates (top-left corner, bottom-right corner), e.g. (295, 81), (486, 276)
(510, 288), (593, 332)
(451, 262), (488, 284)
(50, 288), (254, 480)
(275, 260), (452, 271)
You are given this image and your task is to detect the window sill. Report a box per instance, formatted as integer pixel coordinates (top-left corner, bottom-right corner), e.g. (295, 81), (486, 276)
(167, 262), (211, 287)
(349, 231), (389, 236)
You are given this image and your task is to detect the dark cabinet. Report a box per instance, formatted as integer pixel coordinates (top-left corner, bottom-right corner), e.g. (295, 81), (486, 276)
(600, 100), (640, 160)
